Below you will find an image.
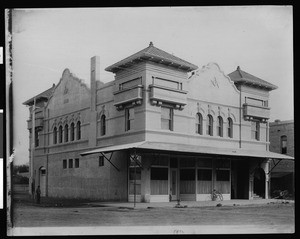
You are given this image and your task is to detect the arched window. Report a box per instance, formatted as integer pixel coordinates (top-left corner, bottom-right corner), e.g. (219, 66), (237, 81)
(64, 124), (69, 142)
(100, 115), (106, 136)
(217, 116), (223, 137)
(281, 135), (287, 154)
(58, 125), (63, 143)
(227, 117), (233, 138)
(53, 127), (57, 144)
(76, 121), (81, 140)
(70, 122), (75, 141)
(206, 114), (213, 136)
(196, 113), (203, 135)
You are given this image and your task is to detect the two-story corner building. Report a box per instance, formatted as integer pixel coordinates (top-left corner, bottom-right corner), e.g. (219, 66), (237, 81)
(24, 42), (293, 203)
(269, 120), (294, 196)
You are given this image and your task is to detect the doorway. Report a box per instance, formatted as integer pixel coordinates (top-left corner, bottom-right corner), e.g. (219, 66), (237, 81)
(231, 160), (249, 199)
(170, 169), (178, 201)
(39, 167), (46, 197)
(253, 168), (265, 198)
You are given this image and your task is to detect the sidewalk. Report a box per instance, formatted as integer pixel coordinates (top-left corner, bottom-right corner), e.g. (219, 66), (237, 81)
(85, 198), (294, 209)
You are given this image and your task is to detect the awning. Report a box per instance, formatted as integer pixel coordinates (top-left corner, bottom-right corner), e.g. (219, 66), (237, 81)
(80, 141), (294, 160)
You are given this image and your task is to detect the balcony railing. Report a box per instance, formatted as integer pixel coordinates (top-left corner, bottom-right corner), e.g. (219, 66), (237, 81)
(113, 85), (143, 110)
(243, 103), (270, 121)
(27, 108), (44, 130)
(149, 84), (187, 109)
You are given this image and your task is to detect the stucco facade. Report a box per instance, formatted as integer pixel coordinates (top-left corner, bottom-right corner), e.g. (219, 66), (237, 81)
(24, 42), (290, 202)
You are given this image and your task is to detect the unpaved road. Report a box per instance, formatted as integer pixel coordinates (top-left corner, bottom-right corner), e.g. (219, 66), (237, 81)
(11, 202), (294, 234)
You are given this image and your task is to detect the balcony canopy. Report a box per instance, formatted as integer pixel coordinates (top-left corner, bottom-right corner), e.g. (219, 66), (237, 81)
(81, 141), (294, 160)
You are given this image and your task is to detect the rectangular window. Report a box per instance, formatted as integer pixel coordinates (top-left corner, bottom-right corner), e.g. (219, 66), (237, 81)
(150, 167), (168, 195)
(99, 156), (104, 167)
(161, 107), (173, 131)
(151, 167), (168, 180)
(68, 159), (73, 168)
(35, 130), (39, 147)
(151, 157), (169, 166)
(75, 158), (79, 168)
(125, 108), (134, 131)
(63, 159), (67, 169)
(197, 158), (212, 168)
(281, 136), (287, 154)
(251, 121), (260, 140)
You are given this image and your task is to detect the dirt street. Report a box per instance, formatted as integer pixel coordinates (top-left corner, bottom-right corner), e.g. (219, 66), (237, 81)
(10, 201), (294, 235)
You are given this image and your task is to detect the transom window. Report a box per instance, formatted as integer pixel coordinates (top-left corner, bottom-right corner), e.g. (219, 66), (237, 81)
(161, 107), (173, 131)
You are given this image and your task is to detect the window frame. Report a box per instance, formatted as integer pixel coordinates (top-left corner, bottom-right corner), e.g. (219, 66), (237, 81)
(68, 158), (73, 168)
(251, 121), (260, 140)
(99, 156), (104, 167)
(53, 127), (57, 144)
(75, 158), (79, 168)
(70, 122), (75, 141)
(64, 124), (69, 142)
(35, 129), (39, 147)
(161, 107), (173, 131)
(227, 117), (233, 138)
(196, 113), (203, 135)
(217, 116), (223, 137)
(58, 125), (63, 143)
(206, 114), (213, 136)
(63, 159), (67, 169)
(100, 115), (106, 136)
(125, 108), (134, 131)
(76, 121), (81, 140)
(281, 135), (287, 154)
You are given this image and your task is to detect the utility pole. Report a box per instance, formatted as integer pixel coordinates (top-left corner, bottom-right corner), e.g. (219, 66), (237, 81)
(29, 97), (36, 198)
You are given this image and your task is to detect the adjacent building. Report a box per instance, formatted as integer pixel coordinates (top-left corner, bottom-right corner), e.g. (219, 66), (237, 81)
(269, 120), (294, 196)
(23, 42), (293, 202)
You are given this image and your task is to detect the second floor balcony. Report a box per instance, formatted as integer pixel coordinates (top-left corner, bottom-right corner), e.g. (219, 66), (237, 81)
(27, 108), (44, 130)
(149, 84), (187, 109)
(243, 103), (270, 121)
(113, 85), (144, 110)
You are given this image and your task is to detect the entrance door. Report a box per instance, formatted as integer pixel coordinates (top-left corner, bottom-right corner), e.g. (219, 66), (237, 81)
(39, 168), (46, 197)
(171, 169), (178, 201)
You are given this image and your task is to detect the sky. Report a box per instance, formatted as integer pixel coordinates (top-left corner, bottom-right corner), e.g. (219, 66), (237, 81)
(9, 6), (293, 165)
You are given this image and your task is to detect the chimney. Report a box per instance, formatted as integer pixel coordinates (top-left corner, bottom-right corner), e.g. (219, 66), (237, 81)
(90, 56), (100, 112)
